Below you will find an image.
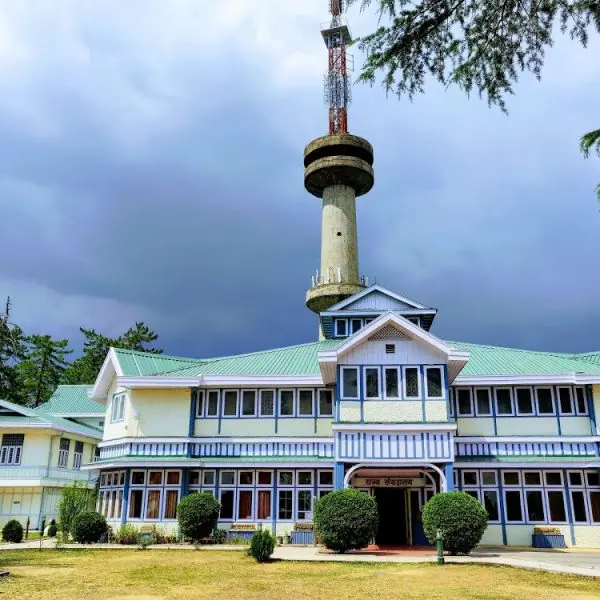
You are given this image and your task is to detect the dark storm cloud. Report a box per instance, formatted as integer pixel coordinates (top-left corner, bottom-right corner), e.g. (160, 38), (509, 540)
(0, 1), (598, 359)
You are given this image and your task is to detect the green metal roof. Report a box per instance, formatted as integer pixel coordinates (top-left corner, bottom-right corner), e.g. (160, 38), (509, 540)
(575, 352), (600, 366)
(113, 348), (203, 377)
(449, 341), (600, 377)
(0, 415), (41, 424)
(39, 385), (103, 415)
(456, 455), (600, 463)
(93, 455), (331, 465)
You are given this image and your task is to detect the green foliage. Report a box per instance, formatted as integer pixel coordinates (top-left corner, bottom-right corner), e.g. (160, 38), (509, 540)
(18, 334), (72, 406)
(2, 519), (24, 543)
(421, 491), (488, 555)
(249, 530), (276, 562)
(114, 524), (140, 545)
(176, 492), (220, 544)
(47, 523), (58, 538)
(71, 511), (107, 544)
(313, 488), (378, 553)
(0, 297), (26, 404)
(212, 528), (228, 544)
(59, 482), (89, 537)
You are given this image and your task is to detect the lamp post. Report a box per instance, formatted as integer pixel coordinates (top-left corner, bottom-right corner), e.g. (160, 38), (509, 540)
(436, 529), (444, 565)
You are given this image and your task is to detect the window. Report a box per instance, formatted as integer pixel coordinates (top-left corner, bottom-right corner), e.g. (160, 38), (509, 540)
(223, 391), (238, 416)
(129, 490), (143, 519)
(203, 471), (215, 486)
(545, 471), (562, 486)
(242, 390), (257, 417)
(495, 388), (513, 415)
(462, 471), (478, 486)
(536, 387), (554, 415)
(58, 438), (70, 468)
(298, 390), (314, 416)
(260, 390), (275, 416)
(220, 490), (234, 519)
(279, 390), (294, 416)
(278, 490), (293, 520)
(384, 368), (399, 398)
(131, 471), (145, 485)
(571, 491), (587, 522)
(464, 490), (479, 501)
(207, 391), (219, 416)
(297, 491), (312, 520)
(516, 388), (534, 415)
(1, 434), (24, 465)
(166, 471), (180, 485)
(297, 471), (312, 486)
(350, 319), (362, 334)
(425, 367), (443, 398)
(558, 387), (574, 414)
(526, 491), (545, 522)
(164, 490), (178, 519)
(257, 471), (272, 486)
(503, 471), (520, 486)
(110, 393), (125, 422)
(505, 490), (523, 522)
(257, 490), (271, 520)
(483, 490), (499, 521)
(146, 490), (161, 519)
(238, 490), (253, 519)
(239, 471), (254, 485)
(575, 387), (588, 414)
(385, 344), (395, 354)
(481, 471), (497, 486)
(189, 471), (200, 486)
(335, 319), (347, 337)
(196, 390), (205, 417)
(149, 471), (163, 485)
(569, 471), (583, 487)
(403, 367), (420, 399)
(586, 471), (600, 487)
(406, 316), (420, 326)
(524, 472), (541, 486)
(73, 441), (84, 470)
(319, 471), (333, 486)
(457, 389), (473, 416)
(341, 367), (359, 399)
(319, 389), (333, 416)
(279, 471), (293, 486)
(547, 491), (566, 522)
(221, 471), (235, 485)
(365, 367), (380, 399)
(475, 389), (491, 415)
(590, 492), (600, 523)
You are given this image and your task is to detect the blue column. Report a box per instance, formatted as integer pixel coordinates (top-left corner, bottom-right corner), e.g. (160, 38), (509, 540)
(188, 389), (197, 438)
(497, 468), (507, 546)
(181, 468), (190, 498)
(121, 468), (131, 525)
(587, 385), (597, 434)
(443, 463), (454, 491)
(334, 462), (345, 489)
(272, 469), (278, 535)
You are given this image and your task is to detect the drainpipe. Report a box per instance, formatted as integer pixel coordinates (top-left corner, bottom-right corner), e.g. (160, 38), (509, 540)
(40, 434), (61, 530)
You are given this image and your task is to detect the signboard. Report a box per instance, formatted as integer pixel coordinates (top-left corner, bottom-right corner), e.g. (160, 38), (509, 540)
(351, 477), (426, 488)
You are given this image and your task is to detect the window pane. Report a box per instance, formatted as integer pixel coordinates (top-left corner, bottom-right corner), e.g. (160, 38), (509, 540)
(536, 388), (554, 414)
(189, 471), (200, 486)
(505, 490), (523, 522)
(207, 391), (219, 416)
(280, 391), (294, 416)
(587, 471), (600, 487)
(385, 369), (399, 398)
(589, 492), (600, 523)
(149, 471), (163, 485)
(166, 471), (180, 485)
(297, 490), (312, 520)
(319, 389), (333, 415)
(558, 388), (573, 414)
(196, 391), (204, 417)
(576, 387), (588, 413)
(476, 389), (491, 415)
(260, 390), (275, 416)
(465, 490), (479, 500)
(482, 471), (497, 486)
(548, 491), (566, 522)
(463, 471), (478, 486)
(526, 491), (545, 521)
(496, 389), (512, 415)
(404, 368), (419, 398)
(568, 472), (583, 487)
(319, 471), (333, 486)
(258, 471), (272, 486)
(484, 490), (499, 521)
(351, 319), (362, 334)
(298, 472), (312, 486)
(279, 471), (293, 486)
(426, 368), (443, 398)
(365, 368), (379, 398)
(335, 320), (347, 336)
(129, 490), (143, 518)
(220, 490), (234, 519)
(131, 471), (145, 485)
(516, 389), (533, 414)
(545, 472), (562, 486)
(164, 490), (178, 519)
(257, 490), (271, 520)
(503, 472), (520, 486)
(299, 390), (313, 415)
(238, 490), (253, 519)
(524, 472), (541, 486)
(457, 389), (472, 415)
(239, 471), (253, 485)
(278, 490), (293, 520)
(221, 471), (235, 485)
(571, 491), (587, 522)
(203, 471), (215, 486)
(223, 391), (238, 416)
(146, 490), (161, 519)
(342, 369), (358, 398)
(242, 391), (256, 416)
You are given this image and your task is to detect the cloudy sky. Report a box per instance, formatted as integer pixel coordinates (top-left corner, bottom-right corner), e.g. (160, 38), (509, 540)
(0, 0), (598, 359)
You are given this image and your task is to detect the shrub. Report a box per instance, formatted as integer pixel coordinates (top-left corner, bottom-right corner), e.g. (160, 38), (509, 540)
(2, 519), (24, 543)
(59, 482), (89, 537)
(249, 529), (275, 562)
(421, 491), (488, 555)
(212, 528), (228, 544)
(313, 488), (378, 553)
(47, 522), (58, 538)
(177, 492), (220, 544)
(114, 524), (140, 545)
(71, 511), (107, 544)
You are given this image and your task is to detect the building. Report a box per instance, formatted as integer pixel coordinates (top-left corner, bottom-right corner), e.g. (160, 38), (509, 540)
(0, 387), (102, 529)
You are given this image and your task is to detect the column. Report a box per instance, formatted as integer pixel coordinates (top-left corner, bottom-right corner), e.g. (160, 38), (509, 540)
(444, 463), (454, 492)
(334, 462), (345, 489)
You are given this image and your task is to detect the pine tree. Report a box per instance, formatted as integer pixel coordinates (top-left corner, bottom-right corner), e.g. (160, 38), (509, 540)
(0, 297), (26, 403)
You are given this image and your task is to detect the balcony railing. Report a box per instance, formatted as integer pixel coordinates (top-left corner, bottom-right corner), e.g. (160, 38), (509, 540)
(0, 465), (98, 483)
(310, 268), (368, 288)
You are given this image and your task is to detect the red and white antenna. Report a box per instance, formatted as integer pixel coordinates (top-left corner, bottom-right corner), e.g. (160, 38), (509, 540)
(322, 0), (352, 135)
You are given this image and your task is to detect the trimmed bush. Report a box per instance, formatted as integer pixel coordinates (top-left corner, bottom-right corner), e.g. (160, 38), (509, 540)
(71, 511), (107, 544)
(114, 524), (140, 545)
(421, 491), (488, 555)
(2, 519), (24, 543)
(314, 488), (378, 553)
(212, 528), (228, 544)
(249, 529), (275, 562)
(177, 492), (220, 544)
(48, 521), (58, 538)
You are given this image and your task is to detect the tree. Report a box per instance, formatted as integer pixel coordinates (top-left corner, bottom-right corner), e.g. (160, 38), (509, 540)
(62, 322), (162, 385)
(0, 297), (26, 403)
(18, 335), (72, 406)
(349, 0), (600, 197)
(59, 481), (91, 538)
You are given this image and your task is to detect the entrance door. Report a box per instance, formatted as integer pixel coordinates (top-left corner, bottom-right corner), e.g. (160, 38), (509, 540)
(374, 488), (407, 545)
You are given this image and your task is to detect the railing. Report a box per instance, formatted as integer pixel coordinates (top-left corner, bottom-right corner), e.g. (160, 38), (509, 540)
(310, 268), (368, 288)
(0, 465), (98, 483)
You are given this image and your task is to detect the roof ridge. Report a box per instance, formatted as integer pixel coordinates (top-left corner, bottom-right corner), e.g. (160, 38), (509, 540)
(111, 347), (203, 364)
(446, 340), (572, 358)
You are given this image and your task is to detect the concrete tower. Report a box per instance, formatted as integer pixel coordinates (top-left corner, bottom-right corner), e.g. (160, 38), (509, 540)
(304, 1), (374, 314)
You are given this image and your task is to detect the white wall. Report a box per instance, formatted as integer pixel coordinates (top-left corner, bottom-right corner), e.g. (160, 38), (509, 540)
(340, 338), (446, 366)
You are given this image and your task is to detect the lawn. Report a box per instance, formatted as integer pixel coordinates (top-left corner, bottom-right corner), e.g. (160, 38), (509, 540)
(1, 549), (599, 600)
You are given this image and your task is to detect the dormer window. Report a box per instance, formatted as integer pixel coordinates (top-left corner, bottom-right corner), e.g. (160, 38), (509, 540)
(350, 319), (362, 334)
(335, 319), (347, 337)
(406, 316), (420, 327)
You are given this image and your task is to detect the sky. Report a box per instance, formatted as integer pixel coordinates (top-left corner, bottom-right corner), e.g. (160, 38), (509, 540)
(0, 0), (598, 360)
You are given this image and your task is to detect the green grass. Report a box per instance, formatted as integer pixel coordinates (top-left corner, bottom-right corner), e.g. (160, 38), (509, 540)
(1, 549), (599, 600)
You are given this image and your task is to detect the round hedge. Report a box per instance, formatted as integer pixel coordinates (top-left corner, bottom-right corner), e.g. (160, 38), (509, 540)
(177, 492), (220, 543)
(249, 529), (276, 562)
(314, 488), (378, 553)
(71, 511), (107, 544)
(421, 491), (488, 555)
(2, 519), (24, 543)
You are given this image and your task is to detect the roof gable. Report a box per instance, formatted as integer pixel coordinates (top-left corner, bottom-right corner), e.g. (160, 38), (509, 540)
(326, 285), (430, 312)
(39, 385), (103, 416)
